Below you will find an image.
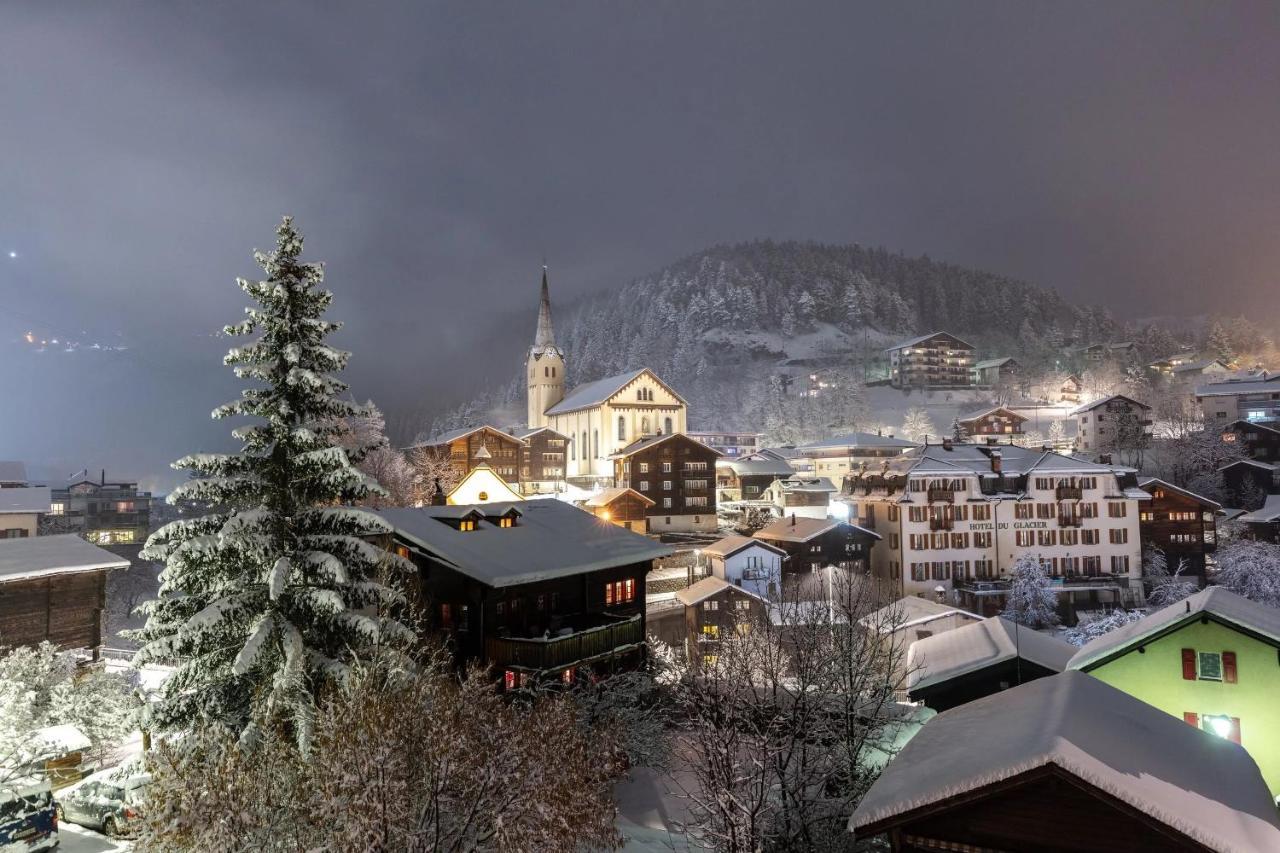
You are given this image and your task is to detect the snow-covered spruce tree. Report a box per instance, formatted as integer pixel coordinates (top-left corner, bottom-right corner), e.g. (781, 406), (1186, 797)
(132, 217), (415, 749)
(1001, 553), (1060, 629)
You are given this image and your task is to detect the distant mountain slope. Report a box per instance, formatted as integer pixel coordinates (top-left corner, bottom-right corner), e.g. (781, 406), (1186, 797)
(423, 240), (1152, 441)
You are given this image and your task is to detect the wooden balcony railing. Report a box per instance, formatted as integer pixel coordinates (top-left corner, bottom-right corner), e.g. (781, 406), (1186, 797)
(927, 488), (955, 503)
(484, 613), (643, 672)
(1056, 485), (1083, 501)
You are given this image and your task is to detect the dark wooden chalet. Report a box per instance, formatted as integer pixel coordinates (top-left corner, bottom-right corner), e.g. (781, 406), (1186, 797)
(753, 515), (879, 576)
(516, 426), (569, 492)
(675, 576), (769, 668)
(611, 432), (720, 533)
(850, 672), (1280, 853)
(1222, 419), (1280, 465)
(904, 616), (1073, 712)
(715, 455), (795, 502)
(955, 405), (1027, 438)
(0, 535), (129, 654)
(1219, 459), (1278, 509)
(1137, 477), (1220, 579)
(375, 500), (671, 688)
(409, 425), (524, 484)
(1240, 495), (1280, 543)
(582, 487), (654, 533)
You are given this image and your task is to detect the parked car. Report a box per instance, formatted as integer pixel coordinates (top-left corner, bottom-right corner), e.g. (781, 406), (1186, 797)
(54, 770), (149, 838)
(0, 777), (58, 853)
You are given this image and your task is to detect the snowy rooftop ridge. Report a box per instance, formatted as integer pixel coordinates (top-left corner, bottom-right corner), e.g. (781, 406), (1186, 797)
(906, 616), (1074, 692)
(1067, 586), (1280, 671)
(0, 460), (28, 484)
(850, 671), (1280, 851)
(0, 486), (51, 514)
(545, 368), (687, 416)
(1239, 494), (1280, 524)
(0, 534), (131, 583)
(859, 595), (981, 635)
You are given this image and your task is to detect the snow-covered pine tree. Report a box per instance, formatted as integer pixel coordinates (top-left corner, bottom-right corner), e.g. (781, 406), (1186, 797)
(132, 217), (415, 750)
(1001, 553), (1060, 629)
(951, 417), (968, 443)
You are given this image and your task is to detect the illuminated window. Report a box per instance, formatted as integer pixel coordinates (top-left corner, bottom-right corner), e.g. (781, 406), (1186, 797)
(701, 624), (719, 638)
(498, 516), (515, 528)
(605, 578), (636, 605)
(459, 520), (476, 532)
(394, 545), (410, 559)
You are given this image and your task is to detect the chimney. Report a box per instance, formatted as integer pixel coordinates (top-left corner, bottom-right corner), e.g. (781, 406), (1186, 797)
(790, 513), (796, 526)
(990, 450), (1002, 474)
(1042, 443), (1052, 452)
(985, 437), (998, 446)
(101, 468), (106, 485)
(877, 428), (883, 437)
(430, 477), (446, 506)
(1099, 453), (1113, 465)
(942, 437), (953, 451)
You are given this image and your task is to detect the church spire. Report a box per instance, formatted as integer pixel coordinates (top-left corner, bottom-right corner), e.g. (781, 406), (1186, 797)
(533, 265), (558, 353)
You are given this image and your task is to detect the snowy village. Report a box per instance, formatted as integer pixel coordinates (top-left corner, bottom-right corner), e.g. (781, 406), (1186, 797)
(6, 4), (1280, 853)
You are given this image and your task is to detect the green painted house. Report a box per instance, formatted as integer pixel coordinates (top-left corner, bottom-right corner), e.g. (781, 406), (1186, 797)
(1068, 587), (1280, 800)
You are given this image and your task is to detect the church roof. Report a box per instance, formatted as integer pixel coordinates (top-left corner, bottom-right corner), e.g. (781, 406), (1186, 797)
(530, 266), (562, 357)
(546, 368), (686, 416)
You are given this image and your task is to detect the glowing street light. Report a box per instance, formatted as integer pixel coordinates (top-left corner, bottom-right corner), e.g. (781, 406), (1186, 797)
(1206, 715), (1233, 739)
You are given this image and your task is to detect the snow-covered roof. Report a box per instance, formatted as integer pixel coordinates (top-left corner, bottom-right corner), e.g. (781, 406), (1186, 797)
(956, 406), (1026, 423)
(754, 516), (880, 543)
(717, 457), (795, 477)
(1068, 586), (1280, 671)
(884, 331), (973, 352)
(0, 486), (51, 514)
(906, 616), (1074, 692)
(582, 486), (655, 508)
(851, 443), (1127, 482)
(375, 500), (672, 588)
(675, 576), (769, 607)
(1223, 418), (1280, 436)
(545, 368), (687, 416)
(859, 595), (981, 635)
(1217, 458), (1278, 473)
(1240, 494), (1280, 524)
(798, 432), (917, 451)
(609, 431), (719, 459)
(1172, 358), (1228, 374)
(412, 424), (525, 448)
(700, 534), (787, 560)
(850, 671), (1280, 851)
(0, 460), (28, 484)
(1137, 477), (1222, 510)
(770, 477), (837, 494)
(1069, 393), (1151, 415)
(0, 534), (130, 583)
(972, 356), (1016, 370)
(30, 724), (91, 756)
(513, 425), (571, 440)
(1196, 376), (1280, 397)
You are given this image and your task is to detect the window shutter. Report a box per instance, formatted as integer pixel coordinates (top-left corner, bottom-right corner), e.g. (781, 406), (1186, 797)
(1181, 648), (1197, 680)
(1229, 717), (1242, 745)
(1223, 651), (1238, 683)
(1183, 712), (1199, 727)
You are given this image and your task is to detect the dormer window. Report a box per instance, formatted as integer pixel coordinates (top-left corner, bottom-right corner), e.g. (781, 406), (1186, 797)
(498, 516), (515, 528)
(459, 520), (476, 532)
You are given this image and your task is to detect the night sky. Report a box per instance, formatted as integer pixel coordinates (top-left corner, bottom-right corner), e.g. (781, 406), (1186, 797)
(3, 2), (1279, 490)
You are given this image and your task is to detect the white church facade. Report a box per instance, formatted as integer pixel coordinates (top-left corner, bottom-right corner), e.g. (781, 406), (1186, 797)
(525, 270), (688, 487)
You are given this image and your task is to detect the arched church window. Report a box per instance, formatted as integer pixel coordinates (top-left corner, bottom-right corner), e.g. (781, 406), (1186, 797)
(618, 416), (626, 442)
(593, 430), (599, 459)
(582, 432), (588, 459)
(665, 417), (673, 435)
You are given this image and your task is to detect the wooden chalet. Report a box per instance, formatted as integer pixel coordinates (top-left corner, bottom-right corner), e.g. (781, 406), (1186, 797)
(715, 455), (795, 502)
(850, 672), (1280, 853)
(1240, 495), (1280, 543)
(516, 426), (570, 493)
(1137, 477), (1220, 578)
(582, 486), (654, 533)
(955, 405), (1027, 438)
(409, 425), (524, 484)
(375, 500), (671, 688)
(1221, 418), (1280, 465)
(0, 534), (130, 654)
(752, 515), (879, 592)
(1218, 459), (1278, 507)
(675, 576), (770, 668)
(611, 432), (720, 534)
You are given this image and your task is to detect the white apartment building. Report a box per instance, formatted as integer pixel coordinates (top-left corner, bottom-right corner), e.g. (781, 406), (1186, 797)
(846, 440), (1146, 619)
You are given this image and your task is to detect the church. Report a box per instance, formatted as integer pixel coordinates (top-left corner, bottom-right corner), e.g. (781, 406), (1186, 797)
(525, 269), (690, 488)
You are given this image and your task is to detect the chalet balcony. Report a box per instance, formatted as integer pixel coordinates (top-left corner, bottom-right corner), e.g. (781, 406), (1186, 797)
(1058, 515), (1083, 528)
(484, 612), (643, 673)
(927, 488), (955, 503)
(929, 516), (954, 531)
(1056, 485), (1083, 501)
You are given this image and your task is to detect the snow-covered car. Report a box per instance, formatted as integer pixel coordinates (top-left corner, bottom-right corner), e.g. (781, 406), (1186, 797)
(0, 777), (58, 853)
(54, 767), (149, 838)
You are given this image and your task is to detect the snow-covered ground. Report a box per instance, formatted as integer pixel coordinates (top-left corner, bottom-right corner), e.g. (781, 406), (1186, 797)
(57, 823), (132, 853)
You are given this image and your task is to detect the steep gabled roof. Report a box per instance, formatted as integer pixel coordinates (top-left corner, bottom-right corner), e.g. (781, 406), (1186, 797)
(754, 516), (880, 543)
(545, 368), (687, 416)
(906, 616), (1074, 692)
(972, 356), (1017, 370)
(0, 534), (130, 583)
(412, 424), (525, 449)
(583, 486), (655, 508)
(609, 431), (720, 460)
(1068, 587), (1280, 671)
(1217, 458), (1277, 473)
(1239, 494), (1280, 524)
(375, 500), (671, 588)
(514, 425), (571, 440)
(956, 405), (1028, 424)
(700, 534), (787, 560)
(676, 575), (770, 607)
(850, 671), (1280, 852)
(884, 331), (974, 352)
(1222, 419), (1280, 437)
(1069, 394), (1152, 415)
(1137, 477), (1222, 511)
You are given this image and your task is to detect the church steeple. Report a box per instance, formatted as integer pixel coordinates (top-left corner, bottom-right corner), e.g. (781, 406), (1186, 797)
(532, 265), (559, 354)
(526, 266), (566, 429)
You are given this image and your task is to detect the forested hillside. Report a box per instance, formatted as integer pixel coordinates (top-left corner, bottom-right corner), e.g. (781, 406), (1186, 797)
(422, 240), (1194, 442)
